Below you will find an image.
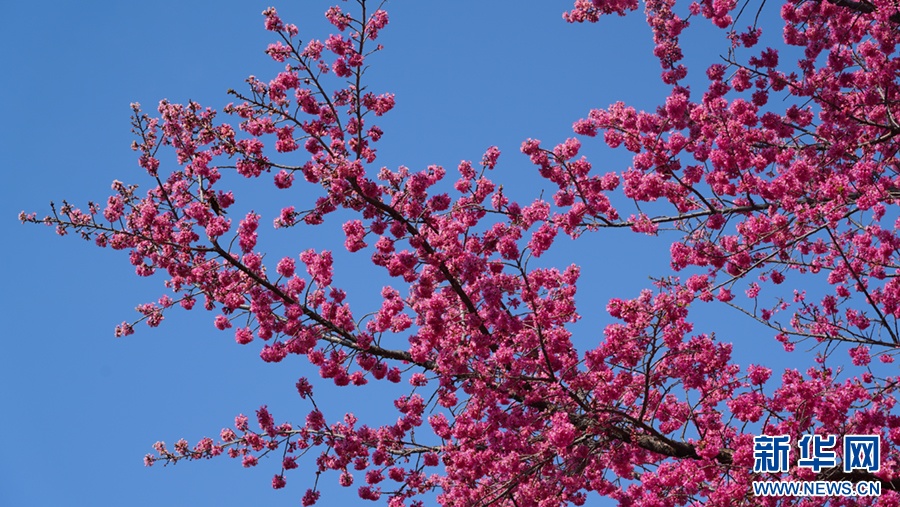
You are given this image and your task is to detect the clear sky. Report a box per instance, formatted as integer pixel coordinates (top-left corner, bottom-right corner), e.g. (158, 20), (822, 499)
(2, 1), (799, 506)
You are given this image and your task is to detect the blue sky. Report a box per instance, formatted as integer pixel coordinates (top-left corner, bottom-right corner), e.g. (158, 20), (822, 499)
(2, 1), (808, 506)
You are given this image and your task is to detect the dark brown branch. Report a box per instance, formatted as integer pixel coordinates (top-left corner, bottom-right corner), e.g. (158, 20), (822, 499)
(818, 466), (900, 491)
(824, 0), (900, 23)
(208, 238), (432, 368)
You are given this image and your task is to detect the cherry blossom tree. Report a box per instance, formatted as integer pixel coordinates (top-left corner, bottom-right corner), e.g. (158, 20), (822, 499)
(22, 0), (900, 505)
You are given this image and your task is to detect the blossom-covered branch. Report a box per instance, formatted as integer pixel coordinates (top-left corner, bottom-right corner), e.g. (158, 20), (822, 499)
(24, 0), (900, 506)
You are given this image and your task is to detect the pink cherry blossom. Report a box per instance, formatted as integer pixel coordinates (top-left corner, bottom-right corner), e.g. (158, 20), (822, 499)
(28, 1), (900, 505)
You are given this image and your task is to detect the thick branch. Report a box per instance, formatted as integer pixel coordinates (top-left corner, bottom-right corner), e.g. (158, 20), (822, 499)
(824, 0), (900, 23)
(603, 423), (734, 465)
(819, 466), (900, 491)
